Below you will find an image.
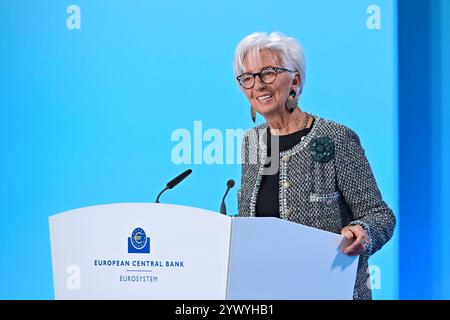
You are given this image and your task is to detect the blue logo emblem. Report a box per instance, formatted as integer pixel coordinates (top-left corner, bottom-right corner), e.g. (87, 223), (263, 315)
(128, 227), (150, 253)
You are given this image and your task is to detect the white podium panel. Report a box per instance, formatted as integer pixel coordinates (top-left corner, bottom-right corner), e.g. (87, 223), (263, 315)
(49, 203), (231, 299)
(227, 218), (358, 299)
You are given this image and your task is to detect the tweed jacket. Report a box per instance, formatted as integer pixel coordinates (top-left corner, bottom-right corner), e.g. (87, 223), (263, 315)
(237, 115), (396, 300)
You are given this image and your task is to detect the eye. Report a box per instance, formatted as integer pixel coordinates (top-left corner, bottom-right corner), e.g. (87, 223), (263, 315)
(260, 68), (277, 83)
(241, 74), (253, 82)
(261, 68), (277, 77)
(239, 73), (254, 87)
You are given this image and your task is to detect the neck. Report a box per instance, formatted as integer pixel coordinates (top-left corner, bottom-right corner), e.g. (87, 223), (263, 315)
(265, 107), (308, 136)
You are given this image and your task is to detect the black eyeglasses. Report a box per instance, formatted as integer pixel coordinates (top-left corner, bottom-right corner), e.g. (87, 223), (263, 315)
(236, 66), (295, 89)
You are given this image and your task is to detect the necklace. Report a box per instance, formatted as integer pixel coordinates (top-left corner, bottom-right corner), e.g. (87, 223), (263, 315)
(301, 112), (310, 131)
(268, 112), (311, 136)
(298, 113), (311, 142)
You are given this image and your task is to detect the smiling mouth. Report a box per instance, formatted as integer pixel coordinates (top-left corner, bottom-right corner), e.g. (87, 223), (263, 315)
(256, 94), (273, 102)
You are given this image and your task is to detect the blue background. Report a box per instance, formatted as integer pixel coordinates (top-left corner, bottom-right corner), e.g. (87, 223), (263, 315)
(398, 0), (450, 299)
(0, 0), (447, 299)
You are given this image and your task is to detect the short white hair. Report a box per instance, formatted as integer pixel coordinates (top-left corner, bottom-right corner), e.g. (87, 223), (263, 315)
(233, 32), (306, 96)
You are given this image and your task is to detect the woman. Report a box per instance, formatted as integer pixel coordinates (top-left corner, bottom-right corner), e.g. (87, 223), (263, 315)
(235, 32), (396, 300)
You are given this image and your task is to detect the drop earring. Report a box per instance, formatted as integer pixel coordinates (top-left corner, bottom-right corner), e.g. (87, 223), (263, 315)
(285, 89), (298, 113)
(250, 106), (256, 123)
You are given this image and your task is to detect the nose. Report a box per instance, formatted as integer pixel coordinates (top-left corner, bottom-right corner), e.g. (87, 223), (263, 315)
(253, 75), (267, 91)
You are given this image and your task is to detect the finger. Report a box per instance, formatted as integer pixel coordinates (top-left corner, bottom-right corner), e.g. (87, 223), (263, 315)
(351, 227), (366, 239)
(345, 244), (365, 256)
(344, 236), (365, 253)
(344, 247), (356, 255)
(341, 229), (355, 240)
(344, 231), (353, 239)
(343, 242), (356, 254)
(349, 226), (369, 244)
(354, 231), (368, 245)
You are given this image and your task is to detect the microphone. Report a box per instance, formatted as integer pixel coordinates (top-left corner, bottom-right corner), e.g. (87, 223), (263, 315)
(220, 179), (235, 215)
(155, 169), (192, 203)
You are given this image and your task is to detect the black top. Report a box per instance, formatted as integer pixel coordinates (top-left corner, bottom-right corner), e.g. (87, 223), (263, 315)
(255, 118), (315, 218)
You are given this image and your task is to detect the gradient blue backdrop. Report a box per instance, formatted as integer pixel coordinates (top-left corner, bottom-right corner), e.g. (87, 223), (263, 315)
(398, 0), (450, 299)
(0, 0), (398, 299)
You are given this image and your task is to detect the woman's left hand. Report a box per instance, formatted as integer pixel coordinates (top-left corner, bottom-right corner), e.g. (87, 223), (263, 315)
(341, 225), (370, 256)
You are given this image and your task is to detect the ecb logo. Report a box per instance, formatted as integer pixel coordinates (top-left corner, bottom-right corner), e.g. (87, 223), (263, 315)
(128, 227), (150, 253)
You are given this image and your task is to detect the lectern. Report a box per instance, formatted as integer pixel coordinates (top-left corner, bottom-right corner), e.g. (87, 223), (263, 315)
(49, 203), (358, 299)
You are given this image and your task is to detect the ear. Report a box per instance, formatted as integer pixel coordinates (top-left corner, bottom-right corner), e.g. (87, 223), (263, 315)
(290, 72), (301, 92)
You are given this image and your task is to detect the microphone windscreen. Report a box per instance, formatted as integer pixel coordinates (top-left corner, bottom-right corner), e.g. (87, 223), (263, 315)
(166, 169), (192, 189)
(227, 179), (235, 188)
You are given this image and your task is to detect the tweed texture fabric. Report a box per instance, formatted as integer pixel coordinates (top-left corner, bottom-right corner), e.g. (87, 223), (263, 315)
(237, 115), (396, 300)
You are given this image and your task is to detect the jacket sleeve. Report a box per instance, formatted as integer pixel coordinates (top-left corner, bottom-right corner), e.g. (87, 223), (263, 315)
(335, 127), (396, 256)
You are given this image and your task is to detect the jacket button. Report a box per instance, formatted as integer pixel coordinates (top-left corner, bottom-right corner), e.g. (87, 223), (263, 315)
(282, 155), (290, 162)
(284, 209), (292, 217)
(283, 181), (291, 189)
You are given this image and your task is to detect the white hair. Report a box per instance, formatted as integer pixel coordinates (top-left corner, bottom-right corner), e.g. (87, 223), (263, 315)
(233, 32), (306, 96)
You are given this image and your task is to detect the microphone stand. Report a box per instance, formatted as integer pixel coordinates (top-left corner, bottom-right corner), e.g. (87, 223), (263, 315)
(220, 179), (235, 215)
(220, 188), (231, 215)
(155, 187), (168, 203)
